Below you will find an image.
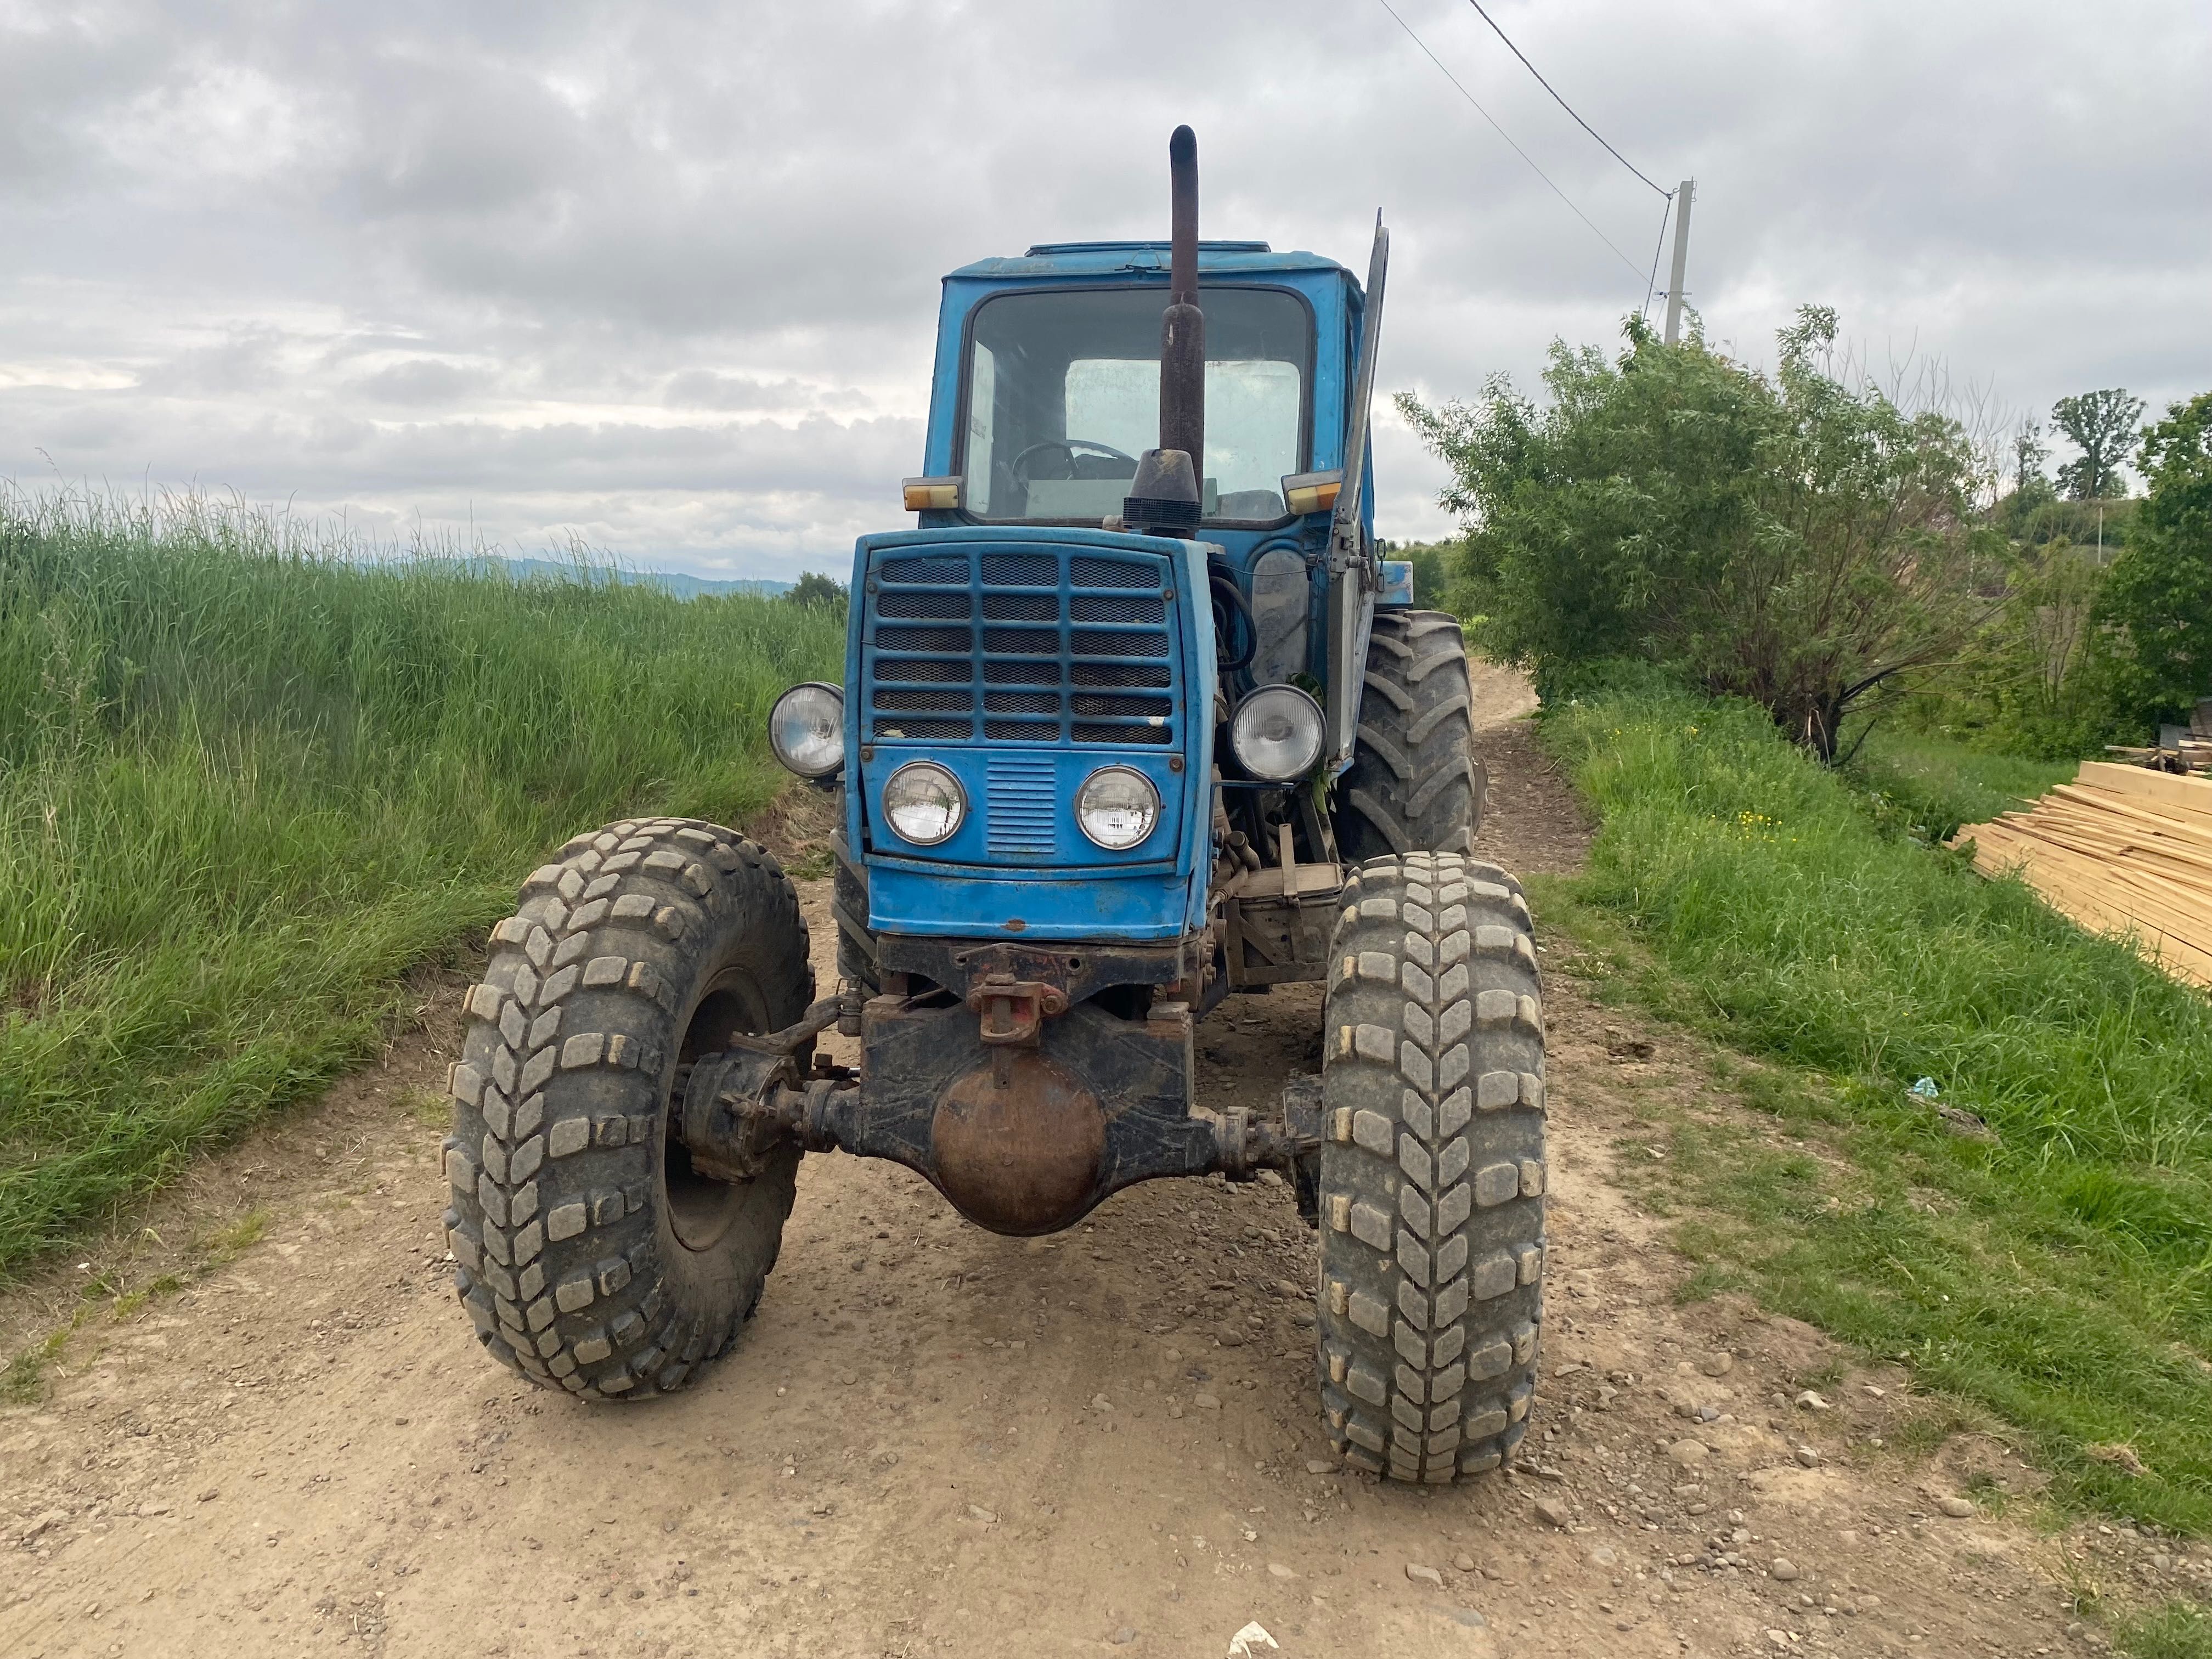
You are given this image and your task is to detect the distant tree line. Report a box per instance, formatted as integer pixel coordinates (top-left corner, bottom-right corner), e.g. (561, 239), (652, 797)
(1396, 311), (2209, 760)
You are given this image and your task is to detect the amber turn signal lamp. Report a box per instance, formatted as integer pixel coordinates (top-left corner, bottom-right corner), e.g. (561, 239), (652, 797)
(902, 476), (962, 511)
(1282, 469), (1342, 516)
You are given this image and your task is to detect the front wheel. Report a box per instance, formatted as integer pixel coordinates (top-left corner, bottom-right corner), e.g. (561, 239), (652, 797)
(443, 816), (813, 1399)
(1314, 853), (1547, 1482)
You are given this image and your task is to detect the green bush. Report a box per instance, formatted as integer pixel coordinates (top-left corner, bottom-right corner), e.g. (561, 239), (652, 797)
(1399, 308), (2002, 758)
(0, 488), (843, 1272)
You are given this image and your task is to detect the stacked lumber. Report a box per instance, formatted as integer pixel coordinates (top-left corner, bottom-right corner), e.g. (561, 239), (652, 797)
(2105, 698), (2212, 773)
(1951, 760), (2212, 991)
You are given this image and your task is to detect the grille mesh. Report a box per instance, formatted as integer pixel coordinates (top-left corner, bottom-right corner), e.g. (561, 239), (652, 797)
(984, 659), (1061, 685)
(878, 590), (971, 619)
(875, 657), (968, 683)
(1071, 557), (1158, 588)
(986, 720), (1061, 743)
(876, 625), (968, 653)
(1075, 722), (1172, 744)
(983, 627), (1058, 654)
(984, 691), (1059, 714)
(1071, 662), (1172, 688)
(1072, 692), (1171, 717)
(1070, 593), (1166, 625)
(1073, 629), (1169, 658)
(982, 592), (1057, 622)
(874, 689), (973, 713)
(981, 554), (1057, 586)
(872, 716), (971, 740)
(880, 556), (966, 584)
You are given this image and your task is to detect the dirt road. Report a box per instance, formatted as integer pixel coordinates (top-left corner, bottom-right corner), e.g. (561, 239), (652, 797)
(1, 672), (2120, 1657)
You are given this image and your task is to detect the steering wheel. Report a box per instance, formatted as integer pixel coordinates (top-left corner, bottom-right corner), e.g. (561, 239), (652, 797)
(1009, 438), (1139, 484)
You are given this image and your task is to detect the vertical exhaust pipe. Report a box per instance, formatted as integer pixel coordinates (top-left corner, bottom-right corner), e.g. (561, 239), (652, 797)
(1124, 126), (1205, 534)
(1160, 125), (1204, 482)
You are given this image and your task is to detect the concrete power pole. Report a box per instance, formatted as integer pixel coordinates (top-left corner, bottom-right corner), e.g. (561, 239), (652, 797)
(1662, 178), (1696, 345)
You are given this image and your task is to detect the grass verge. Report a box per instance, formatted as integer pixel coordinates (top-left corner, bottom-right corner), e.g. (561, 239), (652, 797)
(1539, 689), (2212, 1534)
(1844, 724), (2078, 842)
(2119, 1602), (2212, 1659)
(0, 487), (841, 1274)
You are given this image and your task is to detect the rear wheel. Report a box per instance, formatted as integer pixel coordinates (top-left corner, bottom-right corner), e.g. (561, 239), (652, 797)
(443, 816), (812, 1400)
(1336, 610), (1485, 862)
(1314, 853), (1547, 1482)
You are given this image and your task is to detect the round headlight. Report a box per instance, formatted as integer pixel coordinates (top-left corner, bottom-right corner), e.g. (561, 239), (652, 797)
(1075, 765), (1162, 851)
(881, 761), (966, 847)
(768, 682), (845, 778)
(1228, 684), (1325, 782)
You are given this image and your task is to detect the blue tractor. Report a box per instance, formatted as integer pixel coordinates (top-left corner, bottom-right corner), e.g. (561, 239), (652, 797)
(443, 129), (1547, 1484)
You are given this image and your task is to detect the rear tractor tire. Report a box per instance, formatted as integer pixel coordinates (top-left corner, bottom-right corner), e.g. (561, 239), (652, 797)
(1336, 610), (1485, 862)
(443, 816), (813, 1400)
(1314, 852), (1547, 1482)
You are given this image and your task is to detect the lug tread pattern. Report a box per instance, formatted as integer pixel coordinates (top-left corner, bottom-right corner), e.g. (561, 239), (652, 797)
(1316, 853), (1545, 1483)
(1338, 611), (1486, 861)
(444, 816), (811, 1401)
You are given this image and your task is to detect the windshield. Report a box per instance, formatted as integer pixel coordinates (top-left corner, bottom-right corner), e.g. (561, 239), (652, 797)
(960, 285), (1311, 524)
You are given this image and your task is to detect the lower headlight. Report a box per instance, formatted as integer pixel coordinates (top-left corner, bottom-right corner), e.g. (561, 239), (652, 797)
(768, 682), (845, 778)
(881, 761), (966, 846)
(1075, 765), (1161, 851)
(1228, 684), (1325, 781)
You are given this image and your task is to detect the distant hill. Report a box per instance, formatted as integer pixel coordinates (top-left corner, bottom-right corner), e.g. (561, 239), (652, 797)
(493, 556), (793, 599)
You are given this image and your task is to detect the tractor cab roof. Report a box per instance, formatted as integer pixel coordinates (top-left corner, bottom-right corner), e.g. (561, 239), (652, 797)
(946, 241), (1353, 283)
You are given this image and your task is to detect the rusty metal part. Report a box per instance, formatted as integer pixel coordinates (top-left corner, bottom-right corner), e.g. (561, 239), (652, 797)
(880, 935), (1189, 1009)
(673, 980), (1325, 1236)
(929, 1049), (1107, 1233)
(716, 996), (840, 1058)
(964, 975), (1069, 1046)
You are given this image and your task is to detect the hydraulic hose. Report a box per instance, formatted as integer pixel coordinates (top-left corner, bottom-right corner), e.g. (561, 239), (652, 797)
(1209, 572), (1257, 675)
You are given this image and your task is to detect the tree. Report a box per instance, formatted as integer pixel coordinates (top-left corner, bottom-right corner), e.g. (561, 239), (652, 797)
(785, 571), (848, 611)
(2095, 391), (2212, 730)
(1398, 307), (2004, 760)
(2051, 388), (2144, 501)
(2012, 420), (2052, 500)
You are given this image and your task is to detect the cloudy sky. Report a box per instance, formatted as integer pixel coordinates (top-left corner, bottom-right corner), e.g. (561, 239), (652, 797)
(3, 0), (2207, 580)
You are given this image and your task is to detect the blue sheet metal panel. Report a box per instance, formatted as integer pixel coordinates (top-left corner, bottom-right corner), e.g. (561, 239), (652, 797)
(841, 526), (1217, 944)
(866, 861), (1193, 943)
(860, 743), (1184, 872)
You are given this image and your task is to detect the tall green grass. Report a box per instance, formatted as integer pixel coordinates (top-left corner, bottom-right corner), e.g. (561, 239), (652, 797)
(1845, 724), (2079, 842)
(0, 487), (842, 1272)
(1543, 690), (2212, 1532)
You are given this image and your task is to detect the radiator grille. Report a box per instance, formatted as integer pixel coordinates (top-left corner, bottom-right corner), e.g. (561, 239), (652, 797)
(863, 545), (1180, 752)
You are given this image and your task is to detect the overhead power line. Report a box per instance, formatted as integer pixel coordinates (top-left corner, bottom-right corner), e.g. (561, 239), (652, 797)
(1461, 0), (1670, 198)
(1640, 193), (1674, 319)
(1372, 0), (1648, 284)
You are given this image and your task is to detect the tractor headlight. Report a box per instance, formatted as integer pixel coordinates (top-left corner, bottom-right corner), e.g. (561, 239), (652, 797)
(768, 682), (845, 778)
(1075, 765), (1161, 851)
(1228, 684), (1325, 782)
(881, 761), (967, 846)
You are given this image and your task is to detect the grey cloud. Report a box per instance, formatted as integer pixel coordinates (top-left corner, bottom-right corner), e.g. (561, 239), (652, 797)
(2, 0), (2207, 570)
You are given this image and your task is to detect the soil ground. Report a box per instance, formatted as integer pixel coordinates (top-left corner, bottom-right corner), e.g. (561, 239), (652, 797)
(0, 668), (2171, 1657)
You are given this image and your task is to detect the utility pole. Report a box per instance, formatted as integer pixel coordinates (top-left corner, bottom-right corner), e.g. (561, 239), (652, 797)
(1662, 178), (1695, 345)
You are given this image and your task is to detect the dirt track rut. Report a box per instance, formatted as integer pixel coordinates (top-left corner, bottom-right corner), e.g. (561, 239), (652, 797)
(1, 670), (2117, 1657)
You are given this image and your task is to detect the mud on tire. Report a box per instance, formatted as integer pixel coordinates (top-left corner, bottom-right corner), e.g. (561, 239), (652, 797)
(1336, 610), (1485, 862)
(443, 816), (812, 1400)
(1314, 852), (1545, 1482)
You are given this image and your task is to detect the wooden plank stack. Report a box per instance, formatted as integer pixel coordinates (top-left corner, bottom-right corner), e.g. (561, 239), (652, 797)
(1952, 760), (2212, 991)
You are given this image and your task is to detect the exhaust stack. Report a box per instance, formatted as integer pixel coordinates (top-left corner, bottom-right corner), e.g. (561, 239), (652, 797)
(1123, 125), (1205, 535)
